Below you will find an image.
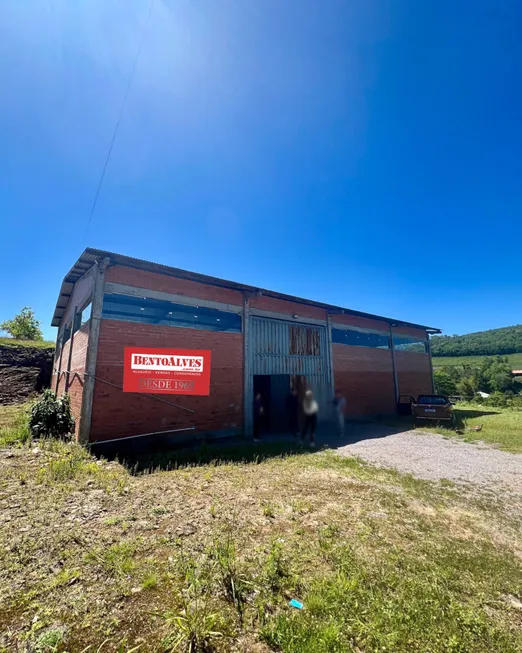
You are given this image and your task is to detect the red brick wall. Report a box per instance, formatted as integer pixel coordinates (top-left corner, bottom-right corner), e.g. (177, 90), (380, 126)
(106, 265), (243, 306)
(393, 325), (428, 339)
(55, 326), (89, 435)
(90, 320), (243, 442)
(53, 272), (94, 437)
(390, 326), (432, 398)
(55, 341), (69, 396)
(395, 351), (433, 398)
(333, 345), (396, 416)
(331, 313), (389, 332)
(249, 295), (327, 321)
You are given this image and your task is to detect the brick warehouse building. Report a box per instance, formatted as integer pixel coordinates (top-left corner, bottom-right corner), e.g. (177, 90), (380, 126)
(52, 249), (440, 445)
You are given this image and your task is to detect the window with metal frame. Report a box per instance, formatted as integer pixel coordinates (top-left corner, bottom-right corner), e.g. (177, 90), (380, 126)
(101, 293), (242, 333)
(392, 334), (428, 353)
(63, 323), (72, 345)
(55, 334), (63, 359)
(73, 302), (92, 333)
(332, 327), (390, 349)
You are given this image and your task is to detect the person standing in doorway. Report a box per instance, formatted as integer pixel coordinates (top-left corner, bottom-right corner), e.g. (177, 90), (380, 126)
(333, 389), (346, 437)
(302, 389), (319, 447)
(286, 386), (299, 437)
(253, 392), (264, 442)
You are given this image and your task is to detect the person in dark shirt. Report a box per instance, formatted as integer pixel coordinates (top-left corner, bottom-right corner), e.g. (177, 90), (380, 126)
(286, 386), (299, 437)
(253, 393), (264, 442)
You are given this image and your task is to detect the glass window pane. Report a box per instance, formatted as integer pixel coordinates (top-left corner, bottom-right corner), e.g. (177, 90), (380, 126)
(101, 293), (241, 333)
(393, 335), (428, 353)
(81, 303), (92, 326)
(73, 302), (93, 333)
(418, 395), (447, 405)
(332, 327), (390, 349)
(63, 323), (71, 345)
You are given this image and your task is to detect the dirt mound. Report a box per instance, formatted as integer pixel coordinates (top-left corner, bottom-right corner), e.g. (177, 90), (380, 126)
(0, 344), (54, 404)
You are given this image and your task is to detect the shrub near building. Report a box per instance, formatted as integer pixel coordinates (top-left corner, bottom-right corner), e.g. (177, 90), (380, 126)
(434, 356), (519, 399)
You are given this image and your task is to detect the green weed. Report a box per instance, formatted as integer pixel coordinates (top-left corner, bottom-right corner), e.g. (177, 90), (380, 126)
(33, 627), (65, 652)
(163, 607), (225, 653)
(0, 405), (31, 446)
(262, 501), (276, 519)
(85, 542), (137, 578)
(210, 531), (252, 619)
(142, 573), (159, 590)
(37, 447), (98, 483)
(163, 550), (228, 652)
(263, 539), (291, 593)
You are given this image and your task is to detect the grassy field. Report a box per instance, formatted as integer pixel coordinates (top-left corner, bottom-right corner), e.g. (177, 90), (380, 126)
(397, 403), (522, 454)
(0, 337), (55, 350)
(433, 352), (522, 370)
(1, 404), (522, 652)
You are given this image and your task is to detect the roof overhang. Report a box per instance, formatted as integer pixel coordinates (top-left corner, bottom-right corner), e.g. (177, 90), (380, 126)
(51, 248), (442, 334)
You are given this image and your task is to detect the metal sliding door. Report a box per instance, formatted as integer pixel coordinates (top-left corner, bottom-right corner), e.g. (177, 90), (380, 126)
(249, 316), (331, 422)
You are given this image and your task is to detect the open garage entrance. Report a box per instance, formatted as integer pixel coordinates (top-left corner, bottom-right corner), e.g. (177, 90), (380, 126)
(247, 316), (332, 435)
(253, 373), (310, 433)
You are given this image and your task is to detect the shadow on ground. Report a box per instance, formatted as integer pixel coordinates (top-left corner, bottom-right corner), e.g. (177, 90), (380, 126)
(453, 408), (500, 420)
(92, 420), (414, 474)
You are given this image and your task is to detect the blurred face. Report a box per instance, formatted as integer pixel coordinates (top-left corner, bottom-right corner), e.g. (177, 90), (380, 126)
(305, 390), (313, 399)
(256, 393), (261, 401)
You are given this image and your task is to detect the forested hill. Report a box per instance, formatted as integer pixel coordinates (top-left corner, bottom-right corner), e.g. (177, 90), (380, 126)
(431, 325), (522, 358)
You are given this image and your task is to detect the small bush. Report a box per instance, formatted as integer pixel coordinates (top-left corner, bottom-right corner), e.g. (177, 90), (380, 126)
(471, 392), (522, 410)
(29, 390), (74, 439)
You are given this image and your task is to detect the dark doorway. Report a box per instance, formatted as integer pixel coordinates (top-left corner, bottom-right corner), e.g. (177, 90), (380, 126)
(253, 374), (307, 434)
(253, 375), (272, 432)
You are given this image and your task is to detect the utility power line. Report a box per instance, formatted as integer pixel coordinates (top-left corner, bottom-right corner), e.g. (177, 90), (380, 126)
(85, 0), (155, 238)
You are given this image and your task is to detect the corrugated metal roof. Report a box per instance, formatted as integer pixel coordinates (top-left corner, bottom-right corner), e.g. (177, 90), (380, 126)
(51, 248), (442, 333)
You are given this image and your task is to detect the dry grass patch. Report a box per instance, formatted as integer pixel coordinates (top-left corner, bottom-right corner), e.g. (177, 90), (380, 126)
(0, 424), (521, 651)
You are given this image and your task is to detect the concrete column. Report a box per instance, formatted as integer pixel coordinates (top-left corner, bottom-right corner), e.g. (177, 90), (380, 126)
(389, 325), (399, 404)
(54, 332), (64, 394)
(427, 336), (435, 394)
(65, 307), (78, 392)
(326, 312), (335, 393)
(242, 293), (252, 437)
(78, 257), (109, 445)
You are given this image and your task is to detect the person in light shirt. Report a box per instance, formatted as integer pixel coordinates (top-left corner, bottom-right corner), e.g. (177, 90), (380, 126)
(301, 389), (318, 447)
(333, 389), (346, 437)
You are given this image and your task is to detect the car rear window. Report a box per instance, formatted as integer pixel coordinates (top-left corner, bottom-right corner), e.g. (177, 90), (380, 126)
(417, 395), (447, 405)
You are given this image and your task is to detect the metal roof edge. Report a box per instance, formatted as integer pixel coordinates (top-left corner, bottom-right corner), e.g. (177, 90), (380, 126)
(51, 248), (442, 334)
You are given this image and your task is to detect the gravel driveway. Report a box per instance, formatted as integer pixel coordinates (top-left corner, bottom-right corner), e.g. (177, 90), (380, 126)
(330, 424), (522, 493)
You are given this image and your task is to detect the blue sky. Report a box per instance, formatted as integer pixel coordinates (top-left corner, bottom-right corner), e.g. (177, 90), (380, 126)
(1, 0), (520, 341)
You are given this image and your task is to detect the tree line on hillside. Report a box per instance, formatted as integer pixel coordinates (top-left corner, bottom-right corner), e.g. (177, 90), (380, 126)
(430, 325), (522, 358)
(434, 356), (521, 407)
